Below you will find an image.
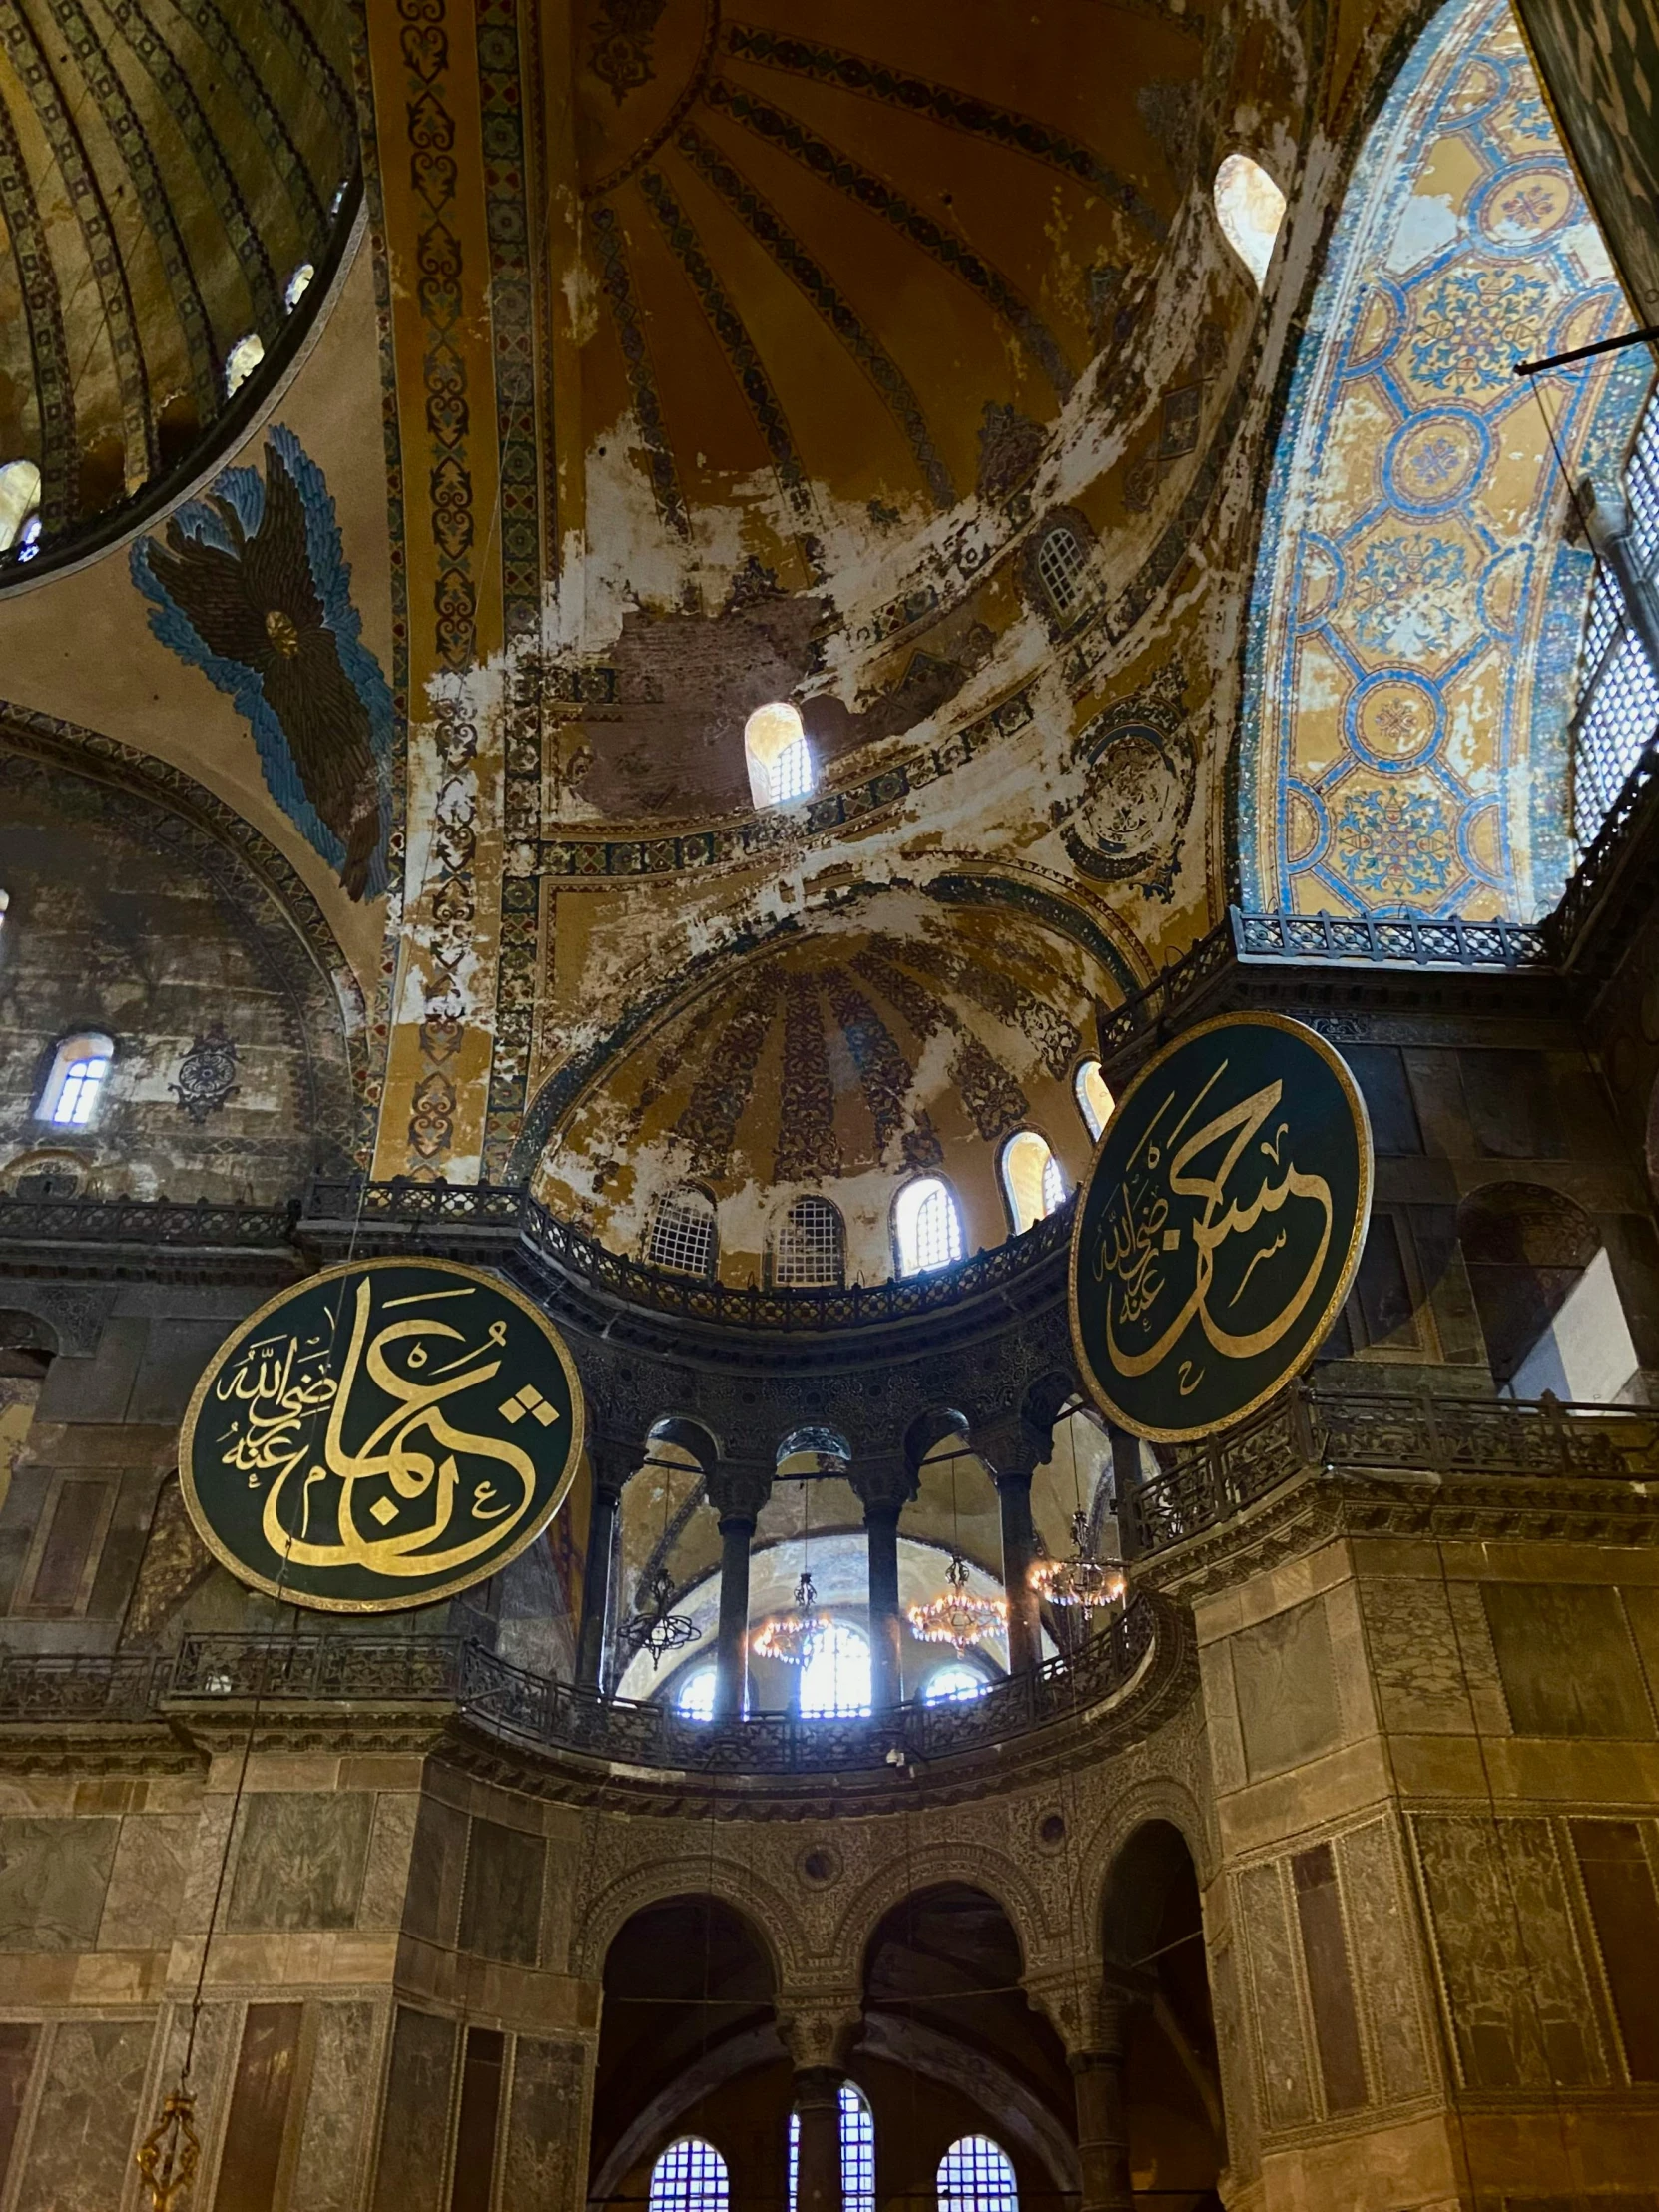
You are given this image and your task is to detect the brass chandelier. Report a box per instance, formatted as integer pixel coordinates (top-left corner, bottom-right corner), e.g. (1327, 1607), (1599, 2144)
(752, 1480), (828, 1664)
(908, 1550), (1008, 1653)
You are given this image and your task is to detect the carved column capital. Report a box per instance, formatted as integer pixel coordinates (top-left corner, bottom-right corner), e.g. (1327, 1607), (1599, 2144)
(705, 1458), (773, 1527)
(776, 1989), (862, 2072)
(1024, 1966), (1150, 2060)
(972, 1412), (1052, 1490)
(848, 1454), (918, 1519)
(586, 1434), (639, 1500)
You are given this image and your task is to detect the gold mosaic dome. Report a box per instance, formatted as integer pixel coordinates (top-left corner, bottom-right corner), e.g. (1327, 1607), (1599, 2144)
(0, 0), (358, 569)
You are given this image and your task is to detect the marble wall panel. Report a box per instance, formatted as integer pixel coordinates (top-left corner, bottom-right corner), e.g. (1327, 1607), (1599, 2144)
(403, 1795), (468, 1948)
(458, 1819), (544, 1968)
(213, 2002), (302, 2212)
(501, 2037), (590, 2212)
(1481, 1584), (1655, 1739)
(369, 2008), (457, 2212)
(1360, 1578), (1473, 1734)
(12, 2017), (151, 2212)
(0, 1816), (117, 1950)
(1291, 1843), (1368, 2112)
(289, 2002), (379, 2212)
(1238, 1861), (1316, 2131)
(1569, 1819), (1659, 2083)
(1413, 1813), (1601, 2090)
(1339, 1818), (1433, 2105)
(0, 2024), (38, 2195)
(97, 1814), (194, 1951)
(227, 1793), (373, 1933)
(1230, 1600), (1343, 1780)
(357, 1795), (420, 1933)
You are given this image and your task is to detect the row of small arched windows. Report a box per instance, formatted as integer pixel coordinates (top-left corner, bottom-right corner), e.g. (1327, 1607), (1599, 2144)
(647, 1063), (1114, 1284)
(648, 2120), (1017, 2212)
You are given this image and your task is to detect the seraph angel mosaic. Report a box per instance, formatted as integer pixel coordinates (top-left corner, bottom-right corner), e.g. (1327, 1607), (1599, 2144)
(132, 425), (394, 901)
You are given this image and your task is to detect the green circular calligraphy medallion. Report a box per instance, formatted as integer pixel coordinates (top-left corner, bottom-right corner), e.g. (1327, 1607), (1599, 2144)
(179, 1259), (586, 1611)
(1069, 1012), (1373, 1441)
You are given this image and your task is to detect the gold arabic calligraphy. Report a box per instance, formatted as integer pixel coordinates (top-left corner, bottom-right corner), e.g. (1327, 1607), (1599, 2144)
(213, 1279), (554, 1577)
(1095, 1063), (1334, 1382)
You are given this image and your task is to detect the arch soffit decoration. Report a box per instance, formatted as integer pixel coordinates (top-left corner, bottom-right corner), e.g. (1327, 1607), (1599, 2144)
(0, 705), (370, 1162)
(573, 1859), (805, 1986)
(1076, 1777), (1218, 1939)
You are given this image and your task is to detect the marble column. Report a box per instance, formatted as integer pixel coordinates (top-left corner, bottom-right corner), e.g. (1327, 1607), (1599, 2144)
(849, 1457), (917, 1711)
(792, 2067), (844, 2212)
(575, 1443), (630, 1691)
(705, 1461), (773, 1720)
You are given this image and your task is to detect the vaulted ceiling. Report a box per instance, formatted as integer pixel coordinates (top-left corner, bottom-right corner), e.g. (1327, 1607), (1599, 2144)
(0, 0), (358, 557)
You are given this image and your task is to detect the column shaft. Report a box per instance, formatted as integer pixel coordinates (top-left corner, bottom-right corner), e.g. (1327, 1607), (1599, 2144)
(575, 1479), (621, 1690)
(793, 2068), (843, 2212)
(864, 1505), (903, 1710)
(1072, 2050), (1133, 2212)
(714, 1513), (755, 1719)
(995, 1470), (1042, 1675)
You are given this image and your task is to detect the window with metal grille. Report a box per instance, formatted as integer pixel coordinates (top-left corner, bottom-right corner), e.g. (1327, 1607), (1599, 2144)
(1000, 1131), (1064, 1234)
(894, 1177), (965, 1277)
(937, 2137), (1018, 2212)
(35, 1033), (114, 1129)
(649, 2139), (729, 2212)
(746, 701), (816, 807)
(1036, 525), (1087, 616)
(774, 1196), (845, 1287)
(1570, 384), (1659, 850)
(789, 2082), (875, 2212)
(922, 1662), (987, 1704)
(799, 1620), (872, 1718)
(675, 1667), (717, 1722)
(648, 1187), (718, 1277)
(1074, 1059), (1113, 1142)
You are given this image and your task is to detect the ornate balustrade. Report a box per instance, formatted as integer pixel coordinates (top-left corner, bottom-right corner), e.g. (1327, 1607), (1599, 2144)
(0, 1652), (172, 1719)
(300, 1177), (1075, 1333)
(0, 1195), (297, 1248)
(0, 1600), (1155, 1772)
(1124, 1387), (1659, 1555)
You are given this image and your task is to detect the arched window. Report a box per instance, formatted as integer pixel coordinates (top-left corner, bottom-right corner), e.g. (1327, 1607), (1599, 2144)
(224, 333), (265, 395)
(773, 1195), (845, 1287)
(284, 262), (315, 311)
(922, 1662), (986, 1705)
(938, 2136), (1018, 2212)
(1035, 522), (1087, 618)
(0, 460), (41, 555)
(1214, 152), (1286, 288)
(799, 1620), (871, 1718)
(789, 2084), (874, 2212)
(35, 1033), (114, 1128)
(650, 2139), (730, 2212)
(1570, 382), (1659, 849)
(999, 1131), (1064, 1233)
(1074, 1060), (1113, 1142)
(675, 1666), (717, 1722)
(648, 1186), (718, 1278)
(745, 701), (815, 807)
(893, 1177), (965, 1277)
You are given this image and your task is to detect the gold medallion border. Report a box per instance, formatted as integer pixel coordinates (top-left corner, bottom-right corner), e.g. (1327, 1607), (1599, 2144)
(178, 1256), (588, 1614)
(1067, 1009), (1375, 1444)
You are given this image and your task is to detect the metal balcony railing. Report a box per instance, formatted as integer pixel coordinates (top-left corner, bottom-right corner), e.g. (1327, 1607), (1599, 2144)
(0, 1600), (1156, 1775)
(1123, 1387), (1659, 1556)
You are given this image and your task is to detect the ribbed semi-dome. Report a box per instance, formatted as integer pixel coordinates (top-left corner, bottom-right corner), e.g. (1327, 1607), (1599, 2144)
(534, 884), (1121, 1279)
(0, 0), (358, 573)
(573, 0), (1203, 574)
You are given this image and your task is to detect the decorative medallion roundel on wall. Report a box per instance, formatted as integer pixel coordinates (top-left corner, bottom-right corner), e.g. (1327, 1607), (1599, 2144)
(180, 1260), (585, 1611)
(1070, 1014), (1373, 1442)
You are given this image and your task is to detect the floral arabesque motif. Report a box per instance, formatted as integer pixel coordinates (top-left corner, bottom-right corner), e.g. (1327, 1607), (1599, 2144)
(1335, 789), (1459, 901)
(1405, 269), (1551, 401)
(1350, 534), (1471, 657)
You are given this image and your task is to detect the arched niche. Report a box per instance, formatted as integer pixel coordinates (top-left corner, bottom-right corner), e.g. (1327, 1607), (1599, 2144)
(591, 1896), (783, 2212)
(860, 1885), (1075, 2208)
(1100, 1821), (1225, 2208)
